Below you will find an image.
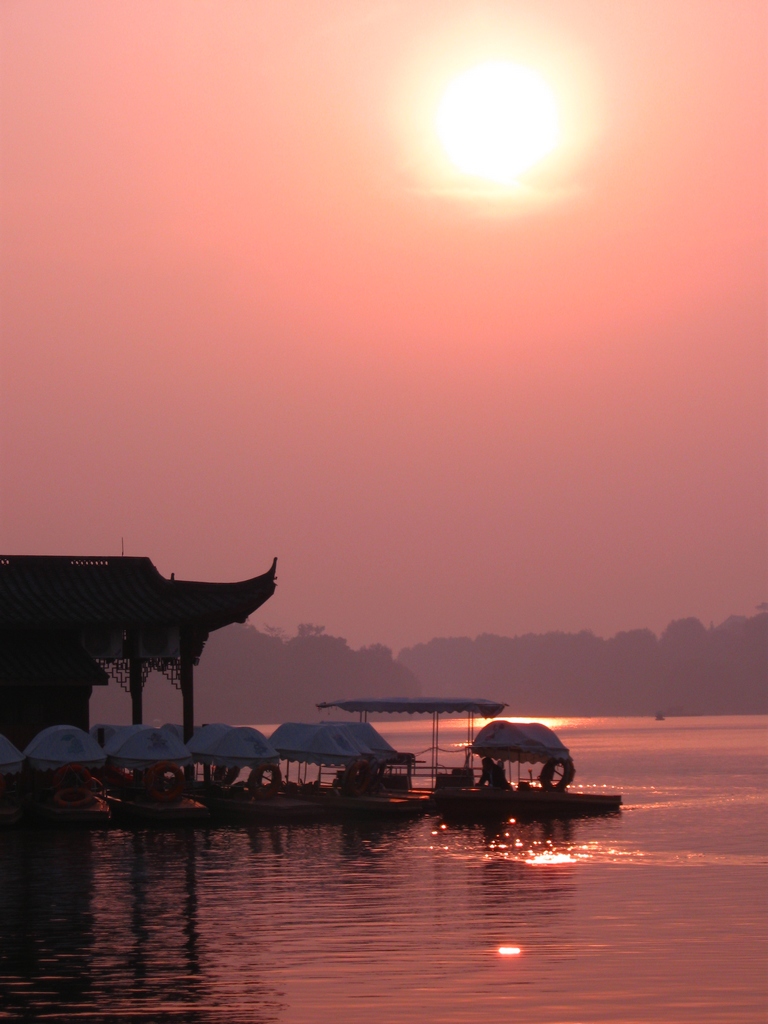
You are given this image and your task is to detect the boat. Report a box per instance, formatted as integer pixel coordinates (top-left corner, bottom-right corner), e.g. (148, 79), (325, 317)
(316, 697), (509, 793)
(24, 725), (110, 824)
(189, 724), (324, 821)
(100, 725), (208, 822)
(0, 733), (25, 825)
(432, 719), (622, 819)
(269, 722), (430, 816)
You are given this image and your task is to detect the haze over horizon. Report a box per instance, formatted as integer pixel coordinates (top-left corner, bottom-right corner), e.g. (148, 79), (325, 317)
(2, 1), (765, 653)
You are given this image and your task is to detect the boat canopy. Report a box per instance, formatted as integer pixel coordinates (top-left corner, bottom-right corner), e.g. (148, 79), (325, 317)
(160, 723), (186, 742)
(103, 725), (192, 769)
(317, 697), (507, 716)
(25, 724), (107, 771)
(90, 724), (134, 746)
(269, 722), (393, 767)
(471, 721), (570, 764)
(186, 723), (231, 757)
(322, 721), (397, 760)
(188, 725), (279, 767)
(0, 734), (25, 774)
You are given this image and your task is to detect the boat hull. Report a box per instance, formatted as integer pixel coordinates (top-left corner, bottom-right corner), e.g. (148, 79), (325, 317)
(108, 795), (209, 822)
(433, 786), (622, 820)
(309, 790), (432, 816)
(28, 796), (111, 825)
(202, 792), (326, 821)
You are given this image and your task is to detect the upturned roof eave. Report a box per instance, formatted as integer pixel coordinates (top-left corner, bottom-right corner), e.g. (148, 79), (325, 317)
(0, 555), (277, 632)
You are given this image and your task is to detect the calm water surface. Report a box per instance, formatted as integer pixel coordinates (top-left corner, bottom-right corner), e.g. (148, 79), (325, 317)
(0, 716), (765, 1023)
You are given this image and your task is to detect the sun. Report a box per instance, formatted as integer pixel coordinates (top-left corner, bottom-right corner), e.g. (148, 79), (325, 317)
(436, 62), (559, 185)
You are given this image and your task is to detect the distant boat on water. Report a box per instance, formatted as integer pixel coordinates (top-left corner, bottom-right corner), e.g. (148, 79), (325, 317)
(655, 712), (665, 721)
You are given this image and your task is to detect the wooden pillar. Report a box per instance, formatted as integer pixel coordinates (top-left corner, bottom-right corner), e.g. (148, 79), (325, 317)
(129, 657), (143, 725)
(180, 637), (194, 744)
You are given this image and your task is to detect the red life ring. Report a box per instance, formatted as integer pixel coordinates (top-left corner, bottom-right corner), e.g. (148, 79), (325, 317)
(145, 761), (185, 803)
(342, 760), (371, 797)
(247, 763), (281, 800)
(54, 786), (95, 809)
(52, 764), (92, 791)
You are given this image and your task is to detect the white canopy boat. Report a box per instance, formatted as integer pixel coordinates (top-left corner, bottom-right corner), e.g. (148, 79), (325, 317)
(24, 725), (110, 823)
(432, 719), (622, 818)
(102, 725), (208, 821)
(0, 733), (25, 824)
(269, 721), (429, 815)
(188, 724), (322, 820)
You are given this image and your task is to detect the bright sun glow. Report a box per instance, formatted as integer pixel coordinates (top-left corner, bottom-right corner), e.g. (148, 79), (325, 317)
(436, 62), (559, 184)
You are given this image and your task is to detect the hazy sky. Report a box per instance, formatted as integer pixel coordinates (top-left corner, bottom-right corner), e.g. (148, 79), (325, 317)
(1, 1), (765, 651)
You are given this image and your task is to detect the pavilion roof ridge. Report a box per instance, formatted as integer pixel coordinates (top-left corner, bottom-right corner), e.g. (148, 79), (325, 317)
(0, 555), (277, 632)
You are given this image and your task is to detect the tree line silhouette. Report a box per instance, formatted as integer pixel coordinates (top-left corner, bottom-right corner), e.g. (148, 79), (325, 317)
(397, 613), (767, 716)
(194, 613), (766, 722)
(195, 623), (420, 723)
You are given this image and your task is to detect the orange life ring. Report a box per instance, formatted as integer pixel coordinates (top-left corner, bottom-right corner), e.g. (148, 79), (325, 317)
(342, 759), (371, 797)
(145, 761), (185, 803)
(247, 763), (281, 800)
(539, 758), (575, 792)
(555, 758), (576, 791)
(0, 774), (6, 800)
(54, 786), (95, 809)
(52, 764), (92, 791)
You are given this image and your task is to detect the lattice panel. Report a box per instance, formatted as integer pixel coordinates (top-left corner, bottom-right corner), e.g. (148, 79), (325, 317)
(150, 658), (182, 690)
(96, 658), (131, 692)
(96, 658), (181, 691)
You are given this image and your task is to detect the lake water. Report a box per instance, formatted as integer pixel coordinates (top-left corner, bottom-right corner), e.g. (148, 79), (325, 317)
(0, 716), (765, 1023)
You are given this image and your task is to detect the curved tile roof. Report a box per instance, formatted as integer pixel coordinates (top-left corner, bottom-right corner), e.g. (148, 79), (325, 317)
(0, 555), (277, 631)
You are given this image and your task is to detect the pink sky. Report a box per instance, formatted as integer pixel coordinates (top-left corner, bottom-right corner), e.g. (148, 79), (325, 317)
(1, 1), (765, 650)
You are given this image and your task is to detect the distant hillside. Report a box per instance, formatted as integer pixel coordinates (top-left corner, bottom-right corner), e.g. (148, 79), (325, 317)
(193, 623), (421, 723)
(90, 613), (766, 727)
(397, 614), (768, 717)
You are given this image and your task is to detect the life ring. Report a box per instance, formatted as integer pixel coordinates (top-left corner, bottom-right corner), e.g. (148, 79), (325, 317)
(145, 761), (185, 803)
(54, 786), (95, 809)
(342, 759), (371, 797)
(247, 763), (281, 800)
(539, 758), (575, 792)
(556, 758), (576, 791)
(52, 764), (92, 790)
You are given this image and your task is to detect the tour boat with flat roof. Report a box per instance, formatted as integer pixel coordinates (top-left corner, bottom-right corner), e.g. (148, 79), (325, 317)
(316, 697), (509, 792)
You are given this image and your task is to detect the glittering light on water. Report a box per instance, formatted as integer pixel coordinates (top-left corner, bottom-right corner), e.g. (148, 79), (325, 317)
(525, 852), (577, 866)
(498, 946), (521, 956)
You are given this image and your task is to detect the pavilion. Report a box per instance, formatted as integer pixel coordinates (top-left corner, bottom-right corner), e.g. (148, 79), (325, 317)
(0, 555), (277, 748)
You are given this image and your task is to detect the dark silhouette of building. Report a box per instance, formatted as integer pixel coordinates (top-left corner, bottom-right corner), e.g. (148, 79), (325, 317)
(0, 555), (276, 748)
